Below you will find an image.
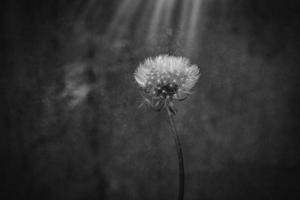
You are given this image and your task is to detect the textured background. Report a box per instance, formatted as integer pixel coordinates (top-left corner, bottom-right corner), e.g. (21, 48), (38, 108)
(2, 0), (300, 199)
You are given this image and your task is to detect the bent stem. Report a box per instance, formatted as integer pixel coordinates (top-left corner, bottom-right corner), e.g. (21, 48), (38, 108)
(166, 107), (184, 200)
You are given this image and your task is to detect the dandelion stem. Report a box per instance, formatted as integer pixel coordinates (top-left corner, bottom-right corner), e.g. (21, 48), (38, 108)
(167, 107), (184, 200)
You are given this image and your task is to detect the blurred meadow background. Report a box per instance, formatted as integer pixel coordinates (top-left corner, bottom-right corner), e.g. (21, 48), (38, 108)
(2, 0), (300, 199)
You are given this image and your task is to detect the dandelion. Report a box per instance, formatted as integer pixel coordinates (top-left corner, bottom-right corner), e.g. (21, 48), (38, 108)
(134, 55), (200, 200)
(135, 54), (199, 114)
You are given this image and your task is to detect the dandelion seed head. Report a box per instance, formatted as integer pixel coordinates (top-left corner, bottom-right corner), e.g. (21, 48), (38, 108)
(134, 55), (200, 100)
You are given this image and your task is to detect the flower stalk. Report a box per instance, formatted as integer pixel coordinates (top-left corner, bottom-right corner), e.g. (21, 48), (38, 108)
(166, 106), (184, 200)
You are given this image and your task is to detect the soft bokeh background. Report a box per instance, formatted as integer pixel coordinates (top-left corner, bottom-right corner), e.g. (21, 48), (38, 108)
(2, 0), (300, 199)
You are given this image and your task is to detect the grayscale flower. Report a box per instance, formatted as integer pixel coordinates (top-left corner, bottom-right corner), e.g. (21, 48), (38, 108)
(135, 55), (200, 113)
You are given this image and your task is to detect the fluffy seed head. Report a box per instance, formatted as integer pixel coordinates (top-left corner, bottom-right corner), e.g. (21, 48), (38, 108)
(135, 55), (200, 99)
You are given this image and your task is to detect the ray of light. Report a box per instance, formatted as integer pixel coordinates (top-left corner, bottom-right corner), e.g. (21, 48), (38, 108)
(147, 0), (167, 45)
(105, 0), (142, 43)
(184, 0), (202, 56)
(176, 0), (193, 49)
(176, 0), (202, 57)
(147, 0), (176, 46)
(162, 0), (176, 30)
(132, 0), (156, 46)
(102, 0), (203, 53)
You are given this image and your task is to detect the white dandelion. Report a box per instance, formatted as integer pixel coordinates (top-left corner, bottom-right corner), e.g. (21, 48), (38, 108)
(135, 55), (200, 113)
(134, 55), (200, 200)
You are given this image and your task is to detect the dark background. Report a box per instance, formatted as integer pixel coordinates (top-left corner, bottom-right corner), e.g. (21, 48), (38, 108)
(2, 0), (300, 199)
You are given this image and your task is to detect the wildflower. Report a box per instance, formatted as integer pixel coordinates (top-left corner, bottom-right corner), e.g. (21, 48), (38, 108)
(135, 55), (200, 113)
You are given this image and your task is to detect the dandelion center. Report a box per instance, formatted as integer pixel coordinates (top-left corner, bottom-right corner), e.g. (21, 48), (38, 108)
(155, 83), (178, 98)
